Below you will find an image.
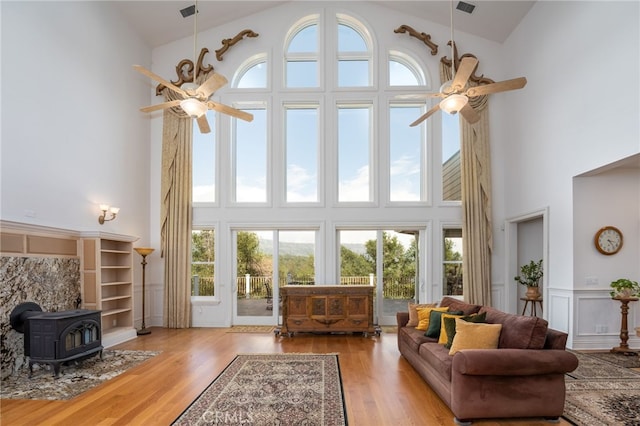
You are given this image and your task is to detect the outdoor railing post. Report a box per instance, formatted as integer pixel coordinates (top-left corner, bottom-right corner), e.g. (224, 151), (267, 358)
(193, 275), (200, 296)
(245, 274), (251, 299)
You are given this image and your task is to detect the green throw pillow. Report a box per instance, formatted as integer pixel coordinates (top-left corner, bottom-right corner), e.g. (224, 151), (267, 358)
(425, 310), (463, 338)
(443, 312), (487, 348)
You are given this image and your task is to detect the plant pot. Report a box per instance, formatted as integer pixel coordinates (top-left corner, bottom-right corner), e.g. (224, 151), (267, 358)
(526, 286), (540, 299)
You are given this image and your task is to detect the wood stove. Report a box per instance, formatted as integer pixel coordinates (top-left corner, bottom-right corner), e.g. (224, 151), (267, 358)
(10, 302), (103, 377)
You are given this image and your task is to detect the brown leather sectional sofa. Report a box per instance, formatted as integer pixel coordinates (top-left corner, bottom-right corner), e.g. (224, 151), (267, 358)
(397, 297), (579, 425)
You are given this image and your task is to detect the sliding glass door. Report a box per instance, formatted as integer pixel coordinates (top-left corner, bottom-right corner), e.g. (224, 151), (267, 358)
(232, 229), (316, 325)
(338, 229), (420, 326)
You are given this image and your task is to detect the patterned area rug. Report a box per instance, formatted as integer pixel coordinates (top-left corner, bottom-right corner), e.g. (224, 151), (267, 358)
(0, 349), (159, 400)
(564, 351), (640, 425)
(226, 326), (276, 333)
(172, 353), (347, 425)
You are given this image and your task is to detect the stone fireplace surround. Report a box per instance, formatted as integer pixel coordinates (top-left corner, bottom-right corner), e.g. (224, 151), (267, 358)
(1, 222), (96, 378)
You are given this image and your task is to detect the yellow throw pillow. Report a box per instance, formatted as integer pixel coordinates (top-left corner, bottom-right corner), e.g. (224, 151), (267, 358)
(449, 318), (502, 355)
(416, 306), (449, 331)
(438, 313), (466, 344)
(407, 302), (438, 327)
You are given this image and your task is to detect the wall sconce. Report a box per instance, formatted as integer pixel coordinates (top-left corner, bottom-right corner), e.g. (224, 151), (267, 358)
(98, 204), (120, 224)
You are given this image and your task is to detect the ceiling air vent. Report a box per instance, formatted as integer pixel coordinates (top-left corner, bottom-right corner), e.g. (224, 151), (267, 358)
(456, 1), (476, 14)
(180, 4), (196, 18)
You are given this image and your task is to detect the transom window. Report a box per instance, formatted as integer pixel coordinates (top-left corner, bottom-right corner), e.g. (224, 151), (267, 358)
(285, 105), (319, 202)
(285, 17), (319, 88)
(337, 15), (372, 87)
(338, 105), (372, 202)
(233, 107), (268, 203)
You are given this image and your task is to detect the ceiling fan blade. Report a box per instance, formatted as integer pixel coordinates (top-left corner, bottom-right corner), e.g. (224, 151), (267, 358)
(207, 102), (254, 122)
(395, 93), (446, 100)
(197, 73), (228, 99)
(465, 77), (527, 97)
(196, 114), (211, 134)
(133, 65), (188, 97)
(140, 100), (182, 113)
(410, 103), (441, 127)
(459, 103), (480, 124)
(451, 57), (478, 92)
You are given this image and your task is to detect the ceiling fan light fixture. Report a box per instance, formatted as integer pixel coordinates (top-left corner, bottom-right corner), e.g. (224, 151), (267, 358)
(440, 94), (468, 114)
(180, 98), (208, 117)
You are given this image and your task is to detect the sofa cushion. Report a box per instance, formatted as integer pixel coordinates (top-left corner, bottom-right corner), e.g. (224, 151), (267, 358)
(407, 302), (437, 327)
(479, 306), (548, 349)
(442, 312), (487, 348)
(438, 312), (467, 344)
(416, 306), (449, 331)
(449, 319), (502, 355)
(418, 342), (454, 382)
(439, 297), (482, 316)
(398, 326), (438, 352)
(425, 310), (463, 339)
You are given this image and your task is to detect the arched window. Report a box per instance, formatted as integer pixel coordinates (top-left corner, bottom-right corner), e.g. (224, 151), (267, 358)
(337, 14), (372, 87)
(234, 54), (268, 88)
(284, 16), (319, 88)
(388, 50), (426, 87)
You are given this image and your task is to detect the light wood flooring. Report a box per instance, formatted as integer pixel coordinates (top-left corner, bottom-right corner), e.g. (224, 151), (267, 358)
(1, 327), (573, 426)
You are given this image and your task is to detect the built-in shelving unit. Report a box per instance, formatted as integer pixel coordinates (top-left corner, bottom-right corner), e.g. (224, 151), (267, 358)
(81, 233), (138, 347)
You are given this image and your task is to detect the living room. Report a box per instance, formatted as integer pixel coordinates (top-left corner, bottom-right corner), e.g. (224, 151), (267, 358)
(1, 1), (639, 424)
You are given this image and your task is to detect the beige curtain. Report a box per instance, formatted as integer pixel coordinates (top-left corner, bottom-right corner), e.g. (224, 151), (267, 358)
(160, 102), (192, 328)
(440, 61), (493, 305)
(160, 72), (211, 328)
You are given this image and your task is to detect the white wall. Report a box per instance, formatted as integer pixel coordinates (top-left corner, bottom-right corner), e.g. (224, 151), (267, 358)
(571, 167), (640, 349)
(1, 2), (154, 327)
(495, 1), (640, 345)
(1, 1), (152, 236)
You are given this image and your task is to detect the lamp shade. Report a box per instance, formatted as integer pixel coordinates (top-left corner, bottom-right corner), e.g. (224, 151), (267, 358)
(439, 94), (468, 114)
(134, 247), (155, 256)
(180, 98), (208, 117)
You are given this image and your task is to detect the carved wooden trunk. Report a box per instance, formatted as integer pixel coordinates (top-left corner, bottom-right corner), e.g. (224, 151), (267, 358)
(278, 285), (379, 336)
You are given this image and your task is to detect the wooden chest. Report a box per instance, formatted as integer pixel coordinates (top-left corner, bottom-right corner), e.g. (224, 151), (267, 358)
(277, 285), (380, 337)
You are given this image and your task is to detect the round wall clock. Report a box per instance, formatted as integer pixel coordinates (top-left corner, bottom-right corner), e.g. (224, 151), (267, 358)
(594, 226), (623, 255)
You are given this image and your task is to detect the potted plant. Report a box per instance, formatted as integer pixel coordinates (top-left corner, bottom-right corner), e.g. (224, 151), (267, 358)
(514, 259), (543, 299)
(609, 278), (640, 299)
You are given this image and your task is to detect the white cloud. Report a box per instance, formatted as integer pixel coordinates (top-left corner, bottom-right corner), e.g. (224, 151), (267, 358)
(286, 164), (317, 202)
(339, 165), (370, 201)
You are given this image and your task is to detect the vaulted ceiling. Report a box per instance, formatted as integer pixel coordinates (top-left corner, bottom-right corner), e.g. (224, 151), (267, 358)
(113, 1), (536, 48)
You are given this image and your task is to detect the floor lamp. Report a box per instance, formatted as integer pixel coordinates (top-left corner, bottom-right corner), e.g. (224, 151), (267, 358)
(134, 247), (154, 335)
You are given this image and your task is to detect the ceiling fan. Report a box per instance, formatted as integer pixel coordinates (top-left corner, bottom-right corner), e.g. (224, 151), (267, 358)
(402, 1), (527, 127)
(134, 1), (253, 134)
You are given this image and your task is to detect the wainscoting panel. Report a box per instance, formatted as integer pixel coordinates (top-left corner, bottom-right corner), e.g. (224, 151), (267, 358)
(547, 290), (571, 334)
(148, 283), (164, 327)
(572, 290), (639, 350)
(491, 282), (507, 312)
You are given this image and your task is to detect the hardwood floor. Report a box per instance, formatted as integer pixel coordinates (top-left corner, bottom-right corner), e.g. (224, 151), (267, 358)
(1, 327), (572, 426)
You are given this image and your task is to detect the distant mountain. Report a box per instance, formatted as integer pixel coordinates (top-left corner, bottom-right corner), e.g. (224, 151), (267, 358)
(258, 239), (366, 256)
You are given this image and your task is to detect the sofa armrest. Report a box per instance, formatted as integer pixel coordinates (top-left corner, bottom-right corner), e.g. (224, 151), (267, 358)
(397, 312), (409, 328)
(453, 349), (578, 376)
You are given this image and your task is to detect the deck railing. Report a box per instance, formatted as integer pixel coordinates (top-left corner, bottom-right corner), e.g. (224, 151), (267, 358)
(193, 274), (415, 299)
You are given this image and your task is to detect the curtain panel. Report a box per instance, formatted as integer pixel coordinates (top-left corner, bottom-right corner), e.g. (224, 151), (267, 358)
(440, 61), (493, 306)
(160, 102), (192, 328)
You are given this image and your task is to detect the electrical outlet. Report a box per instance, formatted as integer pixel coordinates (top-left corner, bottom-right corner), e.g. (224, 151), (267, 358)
(595, 324), (608, 334)
(585, 276), (598, 286)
